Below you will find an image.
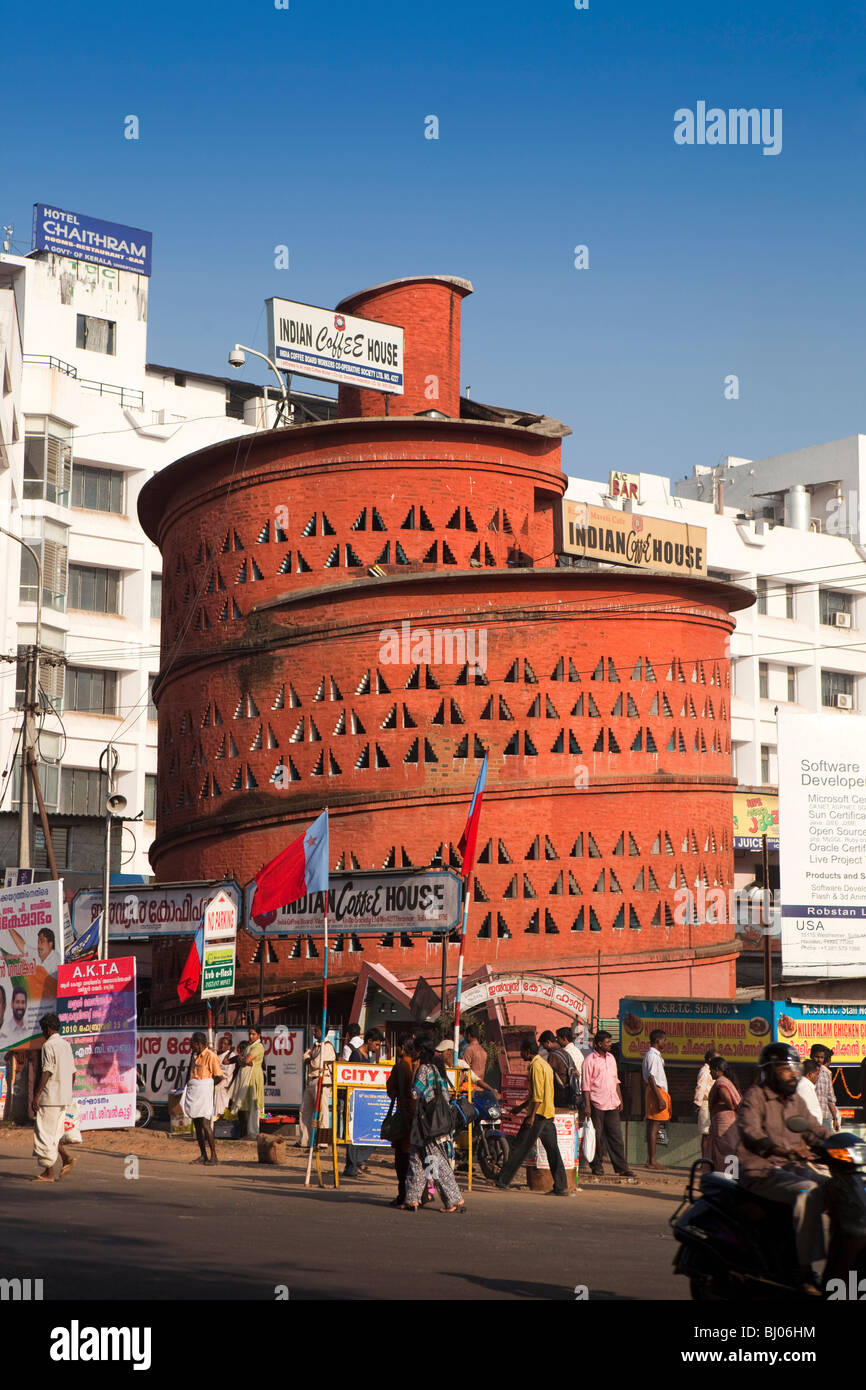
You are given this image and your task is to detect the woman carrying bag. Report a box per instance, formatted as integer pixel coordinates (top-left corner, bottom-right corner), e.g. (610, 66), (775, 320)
(383, 1036), (415, 1207)
(401, 1034), (466, 1213)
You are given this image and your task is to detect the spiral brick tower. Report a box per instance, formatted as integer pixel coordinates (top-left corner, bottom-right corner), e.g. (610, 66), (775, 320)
(139, 275), (753, 1014)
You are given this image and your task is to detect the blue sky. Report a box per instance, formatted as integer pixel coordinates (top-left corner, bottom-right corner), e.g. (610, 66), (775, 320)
(3, 0), (865, 481)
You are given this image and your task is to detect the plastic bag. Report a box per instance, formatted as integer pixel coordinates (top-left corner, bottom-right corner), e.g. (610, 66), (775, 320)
(580, 1117), (596, 1164)
(62, 1099), (83, 1145)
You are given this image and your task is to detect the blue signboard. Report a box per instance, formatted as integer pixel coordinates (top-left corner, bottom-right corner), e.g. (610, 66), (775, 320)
(347, 1088), (391, 1147)
(32, 203), (152, 276)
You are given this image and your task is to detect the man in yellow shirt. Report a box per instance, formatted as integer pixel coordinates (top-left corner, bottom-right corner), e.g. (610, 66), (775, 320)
(496, 1036), (570, 1195)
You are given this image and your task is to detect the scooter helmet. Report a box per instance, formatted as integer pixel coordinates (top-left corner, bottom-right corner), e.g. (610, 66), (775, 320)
(758, 1042), (802, 1082)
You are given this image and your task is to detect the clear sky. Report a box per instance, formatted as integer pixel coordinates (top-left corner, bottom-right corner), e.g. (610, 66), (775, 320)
(3, 0), (865, 482)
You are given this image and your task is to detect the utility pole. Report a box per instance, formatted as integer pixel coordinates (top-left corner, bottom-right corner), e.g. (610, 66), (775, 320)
(0, 526), (43, 870)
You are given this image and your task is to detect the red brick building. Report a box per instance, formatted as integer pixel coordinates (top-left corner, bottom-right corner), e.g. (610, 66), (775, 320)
(138, 275), (752, 1024)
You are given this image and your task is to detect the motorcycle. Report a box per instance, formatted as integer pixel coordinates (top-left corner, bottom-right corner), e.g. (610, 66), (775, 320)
(451, 1090), (510, 1182)
(671, 1116), (866, 1300)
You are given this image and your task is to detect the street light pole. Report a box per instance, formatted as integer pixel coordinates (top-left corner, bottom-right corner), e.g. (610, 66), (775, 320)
(228, 345), (291, 425)
(0, 526), (42, 870)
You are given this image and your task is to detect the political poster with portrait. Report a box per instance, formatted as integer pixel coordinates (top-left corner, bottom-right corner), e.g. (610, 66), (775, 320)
(0, 879), (64, 1051)
(56, 956), (137, 1129)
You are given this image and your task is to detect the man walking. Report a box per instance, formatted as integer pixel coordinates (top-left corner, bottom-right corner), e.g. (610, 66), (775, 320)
(642, 1029), (670, 1169)
(581, 1031), (637, 1181)
(299, 1025), (336, 1148)
(32, 1013), (75, 1183)
(810, 1045), (839, 1132)
(496, 1036), (570, 1196)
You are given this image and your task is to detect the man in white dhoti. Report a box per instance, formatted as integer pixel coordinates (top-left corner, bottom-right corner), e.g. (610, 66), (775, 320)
(298, 1026), (335, 1149)
(32, 1013), (75, 1183)
(181, 1032), (224, 1165)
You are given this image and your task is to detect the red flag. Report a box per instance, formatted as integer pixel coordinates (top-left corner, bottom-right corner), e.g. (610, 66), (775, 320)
(177, 923), (203, 1003)
(458, 752), (488, 878)
(250, 810), (329, 919)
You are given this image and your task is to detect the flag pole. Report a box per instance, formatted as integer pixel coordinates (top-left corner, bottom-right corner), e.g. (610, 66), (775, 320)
(305, 809), (329, 1188)
(452, 750), (487, 1058)
(452, 883), (471, 1058)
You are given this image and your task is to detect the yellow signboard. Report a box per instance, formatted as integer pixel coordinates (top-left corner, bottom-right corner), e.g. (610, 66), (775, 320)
(558, 501), (707, 578)
(733, 791), (779, 846)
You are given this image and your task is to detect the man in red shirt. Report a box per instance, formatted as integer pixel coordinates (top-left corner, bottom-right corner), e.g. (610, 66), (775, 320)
(581, 1031), (637, 1182)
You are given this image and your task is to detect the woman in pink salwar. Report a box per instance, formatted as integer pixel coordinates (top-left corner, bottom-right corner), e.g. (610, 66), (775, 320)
(707, 1056), (742, 1172)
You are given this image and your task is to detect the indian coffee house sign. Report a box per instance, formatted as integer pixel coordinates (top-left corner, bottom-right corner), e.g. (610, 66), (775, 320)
(245, 869), (463, 938)
(266, 296), (404, 394)
(557, 500), (707, 579)
(460, 974), (590, 1022)
(32, 203), (152, 276)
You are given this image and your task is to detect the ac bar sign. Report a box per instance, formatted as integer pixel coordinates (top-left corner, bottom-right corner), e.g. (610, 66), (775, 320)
(266, 297), (404, 394)
(557, 501), (707, 578)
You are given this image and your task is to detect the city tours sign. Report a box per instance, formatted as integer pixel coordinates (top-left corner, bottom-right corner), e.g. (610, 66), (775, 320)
(32, 203), (152, 275)
(266, 297), (404, 394)
(557, 501), (707, 578)
(246, 869), (463, 938)
(778, 710), (866, 979)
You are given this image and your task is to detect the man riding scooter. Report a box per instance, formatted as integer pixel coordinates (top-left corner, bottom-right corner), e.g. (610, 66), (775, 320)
(737, 1043), (829, 1295)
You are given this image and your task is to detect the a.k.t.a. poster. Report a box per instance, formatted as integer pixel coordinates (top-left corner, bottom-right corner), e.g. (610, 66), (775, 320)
(57, 957), (137, 1129)
(0, 879), (63, 1051)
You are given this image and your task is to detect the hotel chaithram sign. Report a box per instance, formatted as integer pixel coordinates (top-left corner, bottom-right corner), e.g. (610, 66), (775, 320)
(558, 501), (707, 578)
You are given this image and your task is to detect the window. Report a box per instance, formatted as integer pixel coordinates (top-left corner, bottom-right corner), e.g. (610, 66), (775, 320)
(756, 578), (768, 615)
(35, 826), (68, 871)
(12, 758), (59, 812)
(19, 519), (69, 611)
(144, 774), (157, 821)
(147, 676), (157, 721)
(76, 314), (116, 355)
(71, 464), (124, 514)
(150, 574), (162, 619)
(785, 584), (795, 620)
(761, 745), (772, 783)
(65, 666), (117, 715)
(23, 417), (72, 503)
(60, 766), (106, 816)
(758, 662), (769, 699)
(821, 670), (855, 709)
(787, 666), (796, 703)
(173, 373), (187, 388)
(819, 589), (854, 626)
(68, 565), (120, 614)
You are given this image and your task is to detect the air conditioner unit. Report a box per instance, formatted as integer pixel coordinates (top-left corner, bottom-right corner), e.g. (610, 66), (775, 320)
(836, 693), (854, 710)
(834, 611), (852, 628)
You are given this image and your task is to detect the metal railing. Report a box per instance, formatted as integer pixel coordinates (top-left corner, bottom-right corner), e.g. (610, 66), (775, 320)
(23, 355), (144, 409)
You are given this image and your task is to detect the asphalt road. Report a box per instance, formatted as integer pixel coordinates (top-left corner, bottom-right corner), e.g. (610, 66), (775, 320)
(0, 1139), (689, 1301)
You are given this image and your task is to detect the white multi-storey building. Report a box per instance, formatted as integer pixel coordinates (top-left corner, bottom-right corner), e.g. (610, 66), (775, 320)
(565, 458), (866, 897)
(0, 238), (334, 876)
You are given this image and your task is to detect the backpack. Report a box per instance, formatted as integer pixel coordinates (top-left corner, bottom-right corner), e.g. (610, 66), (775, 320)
(554, 1053), (583, 1111)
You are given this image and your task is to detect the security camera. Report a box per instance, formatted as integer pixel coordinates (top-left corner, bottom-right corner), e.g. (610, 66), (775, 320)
(228, 347), (245, 369)
(106, 793), (128, 815)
